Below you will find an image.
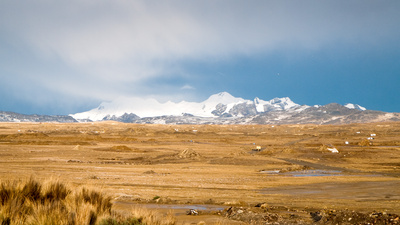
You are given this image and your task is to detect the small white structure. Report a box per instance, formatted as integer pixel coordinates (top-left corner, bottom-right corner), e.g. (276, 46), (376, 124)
(327, 147), (339, 153)
(345, 141), (349, 145)
(370, 133), (376, 137)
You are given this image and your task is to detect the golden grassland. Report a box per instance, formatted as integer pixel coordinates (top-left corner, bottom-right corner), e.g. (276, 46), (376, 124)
(0, 122), (400, 224)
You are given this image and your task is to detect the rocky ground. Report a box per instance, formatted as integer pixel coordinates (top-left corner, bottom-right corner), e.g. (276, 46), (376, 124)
(222, 206), (400, 224)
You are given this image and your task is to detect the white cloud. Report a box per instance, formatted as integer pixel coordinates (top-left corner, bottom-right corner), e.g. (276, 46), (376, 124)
(4, 1), (398, 63)
(181, 84), (195, 90)
(0, 0), (399, 106)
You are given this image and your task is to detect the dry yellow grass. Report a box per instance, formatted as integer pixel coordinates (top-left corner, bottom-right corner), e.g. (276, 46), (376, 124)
(0, 178), (177, 225)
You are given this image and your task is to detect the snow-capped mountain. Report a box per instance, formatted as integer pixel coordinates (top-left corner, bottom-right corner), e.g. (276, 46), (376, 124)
(1, 92), (399, 124)
(344, 103), (366, 111)
(71, 92), (301, 121)
(67, 92), (398, 125)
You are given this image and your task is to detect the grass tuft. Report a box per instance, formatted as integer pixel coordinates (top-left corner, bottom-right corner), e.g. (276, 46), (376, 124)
(43, 182), (71, 203)
(0, 179), (175, 225)
(76, 188), (112, 215)
(21, 179), (42, 202)
(87, 210), (97, 225)
(130, 207), (175, 225)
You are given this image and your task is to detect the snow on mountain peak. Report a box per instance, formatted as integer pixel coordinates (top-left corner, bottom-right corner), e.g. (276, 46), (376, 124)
(253, 96), (298, 113)
(271, 97), (298, 109)
(204, 92), (245, 104)
(71, 92), (300, 121)
(344, 103), (366, 111)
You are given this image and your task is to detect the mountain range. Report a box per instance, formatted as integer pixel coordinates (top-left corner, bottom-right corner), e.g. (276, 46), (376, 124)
(72, 92), (300, 120)
(70, 92), (399, 125)
(0, 111), (77, 123)
(1, 92), (399, 124)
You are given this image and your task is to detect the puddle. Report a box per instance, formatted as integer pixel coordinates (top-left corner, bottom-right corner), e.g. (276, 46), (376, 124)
(260, 169), (342, 177)
(137, 203), (225, 211)
(113, 202), (231, 224)
(114, 201), (226, 216)
(287, 169), (342, 177)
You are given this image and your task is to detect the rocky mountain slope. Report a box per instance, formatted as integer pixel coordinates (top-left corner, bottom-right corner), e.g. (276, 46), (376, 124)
(0, 111), (77, 123)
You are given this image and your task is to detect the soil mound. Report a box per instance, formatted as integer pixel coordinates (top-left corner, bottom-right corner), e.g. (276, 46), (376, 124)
(177, 148), (201, 159)
(143, 170), (157, 174)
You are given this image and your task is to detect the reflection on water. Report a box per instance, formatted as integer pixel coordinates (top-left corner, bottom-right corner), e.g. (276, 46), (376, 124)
(114, 201), (226, 216)
(139, 204), (225, 211)
(260, 169), (342, 177)
(288, 169), (342, 177)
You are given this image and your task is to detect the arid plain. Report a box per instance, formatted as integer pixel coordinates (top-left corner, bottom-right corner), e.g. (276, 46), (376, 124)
(1, 122), (400, 224)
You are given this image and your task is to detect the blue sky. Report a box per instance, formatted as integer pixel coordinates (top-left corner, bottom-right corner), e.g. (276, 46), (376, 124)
(0, 0), (399, 115)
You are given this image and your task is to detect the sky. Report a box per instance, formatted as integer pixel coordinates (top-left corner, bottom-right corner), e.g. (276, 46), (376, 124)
(0, 0), (399, 115)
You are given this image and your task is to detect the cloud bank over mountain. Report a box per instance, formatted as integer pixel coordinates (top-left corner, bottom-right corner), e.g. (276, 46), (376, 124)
(1, 1), (399, 114)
